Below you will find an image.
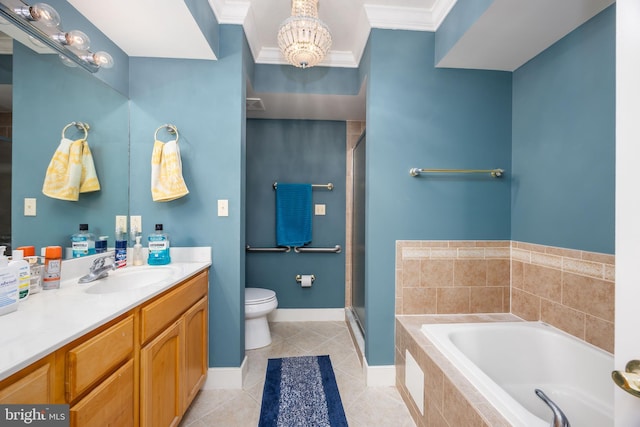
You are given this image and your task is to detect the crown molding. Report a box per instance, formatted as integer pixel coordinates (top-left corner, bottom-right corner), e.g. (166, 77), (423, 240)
(208, 0), (250, 24)
(255, 47), (358, 68)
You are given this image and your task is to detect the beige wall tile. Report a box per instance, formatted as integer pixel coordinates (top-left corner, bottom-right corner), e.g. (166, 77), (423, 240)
(511, 261), (524, 290)
(523, 263), (562, 301)
(454, 260), (487, 287)
(402, 260), (421, 288)
(487, 259), (510, 286)
(582, 251), (615, 265)
(437, 287), (470, 314)
(485, 247), (511, 258)
(585, 315), (614, 353)
(511, 288), (540, 321)
(562, 272), (614, 322)
(457, 248), (486, 258)
(530, 252), (562, 269)
(511, 248), (531, 263)
(403, 288), (437, 314)
(431, 248), (458, 258)
(470, 287), (504, 313)
(563, 258), (604, 279)
(540, 299), (585, 340)
(421, 259), (454, 288)
(443, 377), (484, 426)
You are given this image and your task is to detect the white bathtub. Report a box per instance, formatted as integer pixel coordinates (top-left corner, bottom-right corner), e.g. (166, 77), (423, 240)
(421, 321), (613, 427)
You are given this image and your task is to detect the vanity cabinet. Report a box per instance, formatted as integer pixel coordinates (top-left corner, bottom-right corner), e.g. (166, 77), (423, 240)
(139, 273), (208, 427)
(0, 268), (209, 427)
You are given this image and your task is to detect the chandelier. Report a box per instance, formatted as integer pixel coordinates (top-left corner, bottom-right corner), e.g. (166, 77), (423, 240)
(277, 0), (332, 69)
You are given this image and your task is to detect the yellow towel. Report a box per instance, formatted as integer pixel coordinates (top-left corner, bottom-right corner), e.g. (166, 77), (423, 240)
(42, 138), (101, 201)
(151, 139), (189, 202)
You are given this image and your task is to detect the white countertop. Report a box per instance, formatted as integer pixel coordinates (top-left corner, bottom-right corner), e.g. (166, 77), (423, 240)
(0, 247), (212, 381)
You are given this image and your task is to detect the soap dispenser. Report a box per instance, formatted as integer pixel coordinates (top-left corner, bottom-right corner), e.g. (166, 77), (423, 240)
(0, 246), (18, 316)
(132, 236), (144, 266)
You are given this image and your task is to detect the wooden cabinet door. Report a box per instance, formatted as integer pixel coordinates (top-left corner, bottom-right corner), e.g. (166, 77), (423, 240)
(0, 357), (54, 404)
(182, 296), (208, 409)
(140, 320), (182, 427)
(69, 359), (134, 427)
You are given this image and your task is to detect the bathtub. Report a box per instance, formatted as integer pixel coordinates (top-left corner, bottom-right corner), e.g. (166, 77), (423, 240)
(420, 321), (613, 427)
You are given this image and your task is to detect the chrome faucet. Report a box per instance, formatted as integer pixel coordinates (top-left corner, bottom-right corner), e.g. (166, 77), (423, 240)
(78, 254), (117, 283)
(535, 388), (570, 427)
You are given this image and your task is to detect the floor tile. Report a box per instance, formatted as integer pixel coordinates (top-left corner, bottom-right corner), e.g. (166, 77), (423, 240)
(180, 321), (416, 427)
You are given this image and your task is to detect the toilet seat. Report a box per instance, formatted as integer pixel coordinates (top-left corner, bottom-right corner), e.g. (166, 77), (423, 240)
(245, 287), (276, 305)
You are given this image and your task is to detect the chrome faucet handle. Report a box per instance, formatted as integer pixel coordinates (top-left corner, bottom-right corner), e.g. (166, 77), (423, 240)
(535, 389), (570, 427)
(91, 256), (106, 270)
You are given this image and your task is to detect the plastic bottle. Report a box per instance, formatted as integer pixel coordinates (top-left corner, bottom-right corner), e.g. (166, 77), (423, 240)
(115, 227), (127, 269)
(0, 246), (18, 316)
(95, 236), (108, 254)
(71, 224), (96, 258)
(148, 224), (171, 265)
(10, 250), (30, 301)
(17, 246), (41, 295)
(42, 246), (62, 290)
(132, 235), (144, 266)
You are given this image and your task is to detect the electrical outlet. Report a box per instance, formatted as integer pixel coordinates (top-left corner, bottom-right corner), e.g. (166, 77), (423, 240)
(116, 215), (127, 232)
(130, 216), (142, 235)
(24, 198), (36, 216)
(315, 204), (326, 216)
(218, 200), (229, 217)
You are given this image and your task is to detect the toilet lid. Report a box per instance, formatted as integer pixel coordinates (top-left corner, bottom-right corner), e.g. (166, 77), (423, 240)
(245, 287), (276, 304)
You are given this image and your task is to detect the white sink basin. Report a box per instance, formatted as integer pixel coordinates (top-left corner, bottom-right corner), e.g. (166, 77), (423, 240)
(84, 266), (180, 294)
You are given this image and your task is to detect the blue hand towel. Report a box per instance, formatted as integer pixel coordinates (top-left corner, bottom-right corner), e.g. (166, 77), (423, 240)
(276, 183), (312, 247)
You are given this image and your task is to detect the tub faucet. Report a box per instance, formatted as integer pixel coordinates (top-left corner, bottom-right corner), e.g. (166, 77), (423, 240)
(78, 254), (117, 283)
(535, 388), (570, 427)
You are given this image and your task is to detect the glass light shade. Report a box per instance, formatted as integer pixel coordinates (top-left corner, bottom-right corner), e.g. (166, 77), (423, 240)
(53, 29), (90, 50)
(89, 51), (114, 69)
(58, 54), (77, 68)
(15, 3), (60, 27)
(277, 0), (331, 69)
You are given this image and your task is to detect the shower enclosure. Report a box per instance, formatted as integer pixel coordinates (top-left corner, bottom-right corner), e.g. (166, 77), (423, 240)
(351, 131), (366, 335)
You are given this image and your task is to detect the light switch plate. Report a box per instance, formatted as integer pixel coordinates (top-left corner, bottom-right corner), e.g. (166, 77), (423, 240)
(116, 215), (127, 232)
(218, 200), (229, 217)
(315, 204), (326, 216)
(130, 216), (142, 235)
(24, 198), (36, 216)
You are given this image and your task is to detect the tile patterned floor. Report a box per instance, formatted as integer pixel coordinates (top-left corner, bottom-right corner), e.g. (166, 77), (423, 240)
(180, 321), (416, 427)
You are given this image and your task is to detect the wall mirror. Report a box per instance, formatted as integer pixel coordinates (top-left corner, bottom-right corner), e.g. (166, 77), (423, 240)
(2, 19), (129, 258)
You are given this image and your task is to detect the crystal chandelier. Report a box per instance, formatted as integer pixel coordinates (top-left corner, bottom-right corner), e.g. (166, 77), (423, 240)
(277, 0), (332, 69)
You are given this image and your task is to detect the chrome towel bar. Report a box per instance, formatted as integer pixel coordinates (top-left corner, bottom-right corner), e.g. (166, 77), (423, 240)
(409, 168), (504, 178)
(273, 182), (334, 190)
(294, 245), (341, 253)
(245, 245), (291, 253)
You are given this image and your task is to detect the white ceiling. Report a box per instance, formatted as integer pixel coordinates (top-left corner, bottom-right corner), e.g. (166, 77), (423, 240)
(48, 0), (616, 120)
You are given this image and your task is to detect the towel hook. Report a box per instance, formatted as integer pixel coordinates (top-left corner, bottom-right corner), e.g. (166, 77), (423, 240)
(62, 121), (89, 140)
(154, 124), (179, 143)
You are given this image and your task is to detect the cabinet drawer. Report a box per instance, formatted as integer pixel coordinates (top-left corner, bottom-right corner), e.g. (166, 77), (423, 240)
(140, 271), (207, 344)
(70, 359), (134, 427)
(66, 315), (134, 402)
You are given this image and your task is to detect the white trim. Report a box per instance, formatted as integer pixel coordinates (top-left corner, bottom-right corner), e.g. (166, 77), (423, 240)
(202, 356), (247, 389)
(364, 4), (438, 32)
(268, 308), (346, 322)
(208, 0), (249, 24)
(255, 47), (359, 68)
(363, 357), (396, 387)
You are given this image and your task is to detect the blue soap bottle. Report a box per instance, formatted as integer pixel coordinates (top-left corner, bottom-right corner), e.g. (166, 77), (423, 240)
(71, 223), (96, 257)
(148, 224), (171, 265)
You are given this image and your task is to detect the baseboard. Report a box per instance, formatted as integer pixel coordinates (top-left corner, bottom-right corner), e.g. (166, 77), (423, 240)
(268, 308), (346, 322)
(202, 356), (247, 389)
(363, 357), (396, 387)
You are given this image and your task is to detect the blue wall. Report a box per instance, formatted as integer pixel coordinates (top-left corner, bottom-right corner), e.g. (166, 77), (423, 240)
(511, 6), (615, 254)
(246, 119), (346, 308)
(365, 29), (512, 365)
(12, 42), (129, 252)
(129, 25), (247, 368)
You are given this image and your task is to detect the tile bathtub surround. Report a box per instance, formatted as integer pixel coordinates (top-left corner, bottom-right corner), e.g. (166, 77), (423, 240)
(395, 314), (519, 427)
(395, 240), (615, 353)
(395, 241), (511, 316)
(511, 241), (615, 353)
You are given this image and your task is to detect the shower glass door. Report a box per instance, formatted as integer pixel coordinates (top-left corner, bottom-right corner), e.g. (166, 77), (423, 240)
(351, 131), (366, 335)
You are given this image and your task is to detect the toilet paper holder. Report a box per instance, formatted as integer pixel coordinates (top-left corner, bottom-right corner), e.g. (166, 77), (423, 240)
(296, 274), (315, 284)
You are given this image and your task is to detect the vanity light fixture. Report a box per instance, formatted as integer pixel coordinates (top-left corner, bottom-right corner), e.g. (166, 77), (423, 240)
(0, 0), (114, 73)
(277, 0), (332, 69)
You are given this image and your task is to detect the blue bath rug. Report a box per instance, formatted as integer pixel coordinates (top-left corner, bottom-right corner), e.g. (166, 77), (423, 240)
(259, 355), (348, 427)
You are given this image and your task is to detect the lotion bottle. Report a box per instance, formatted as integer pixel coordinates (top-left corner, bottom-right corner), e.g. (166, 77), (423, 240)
(0, 246), (18, 316)
(10, 250), (30, 301)
(132, 236), (144, 266)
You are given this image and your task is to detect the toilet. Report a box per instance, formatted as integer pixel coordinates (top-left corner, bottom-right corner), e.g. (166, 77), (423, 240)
(245, 287), (278, 350)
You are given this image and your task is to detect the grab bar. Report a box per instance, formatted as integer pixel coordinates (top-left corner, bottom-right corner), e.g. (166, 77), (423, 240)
(273, 182), (334, 190)
(246, 245), (291, 253)
(535, 389), (570, 427)
(409, 167), (504, 178)
(294, 245), (341, 253)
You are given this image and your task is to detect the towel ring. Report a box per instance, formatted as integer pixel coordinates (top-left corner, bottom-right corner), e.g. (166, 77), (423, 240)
(154, 124), (179, 143)
(62, 122), (89, 140)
